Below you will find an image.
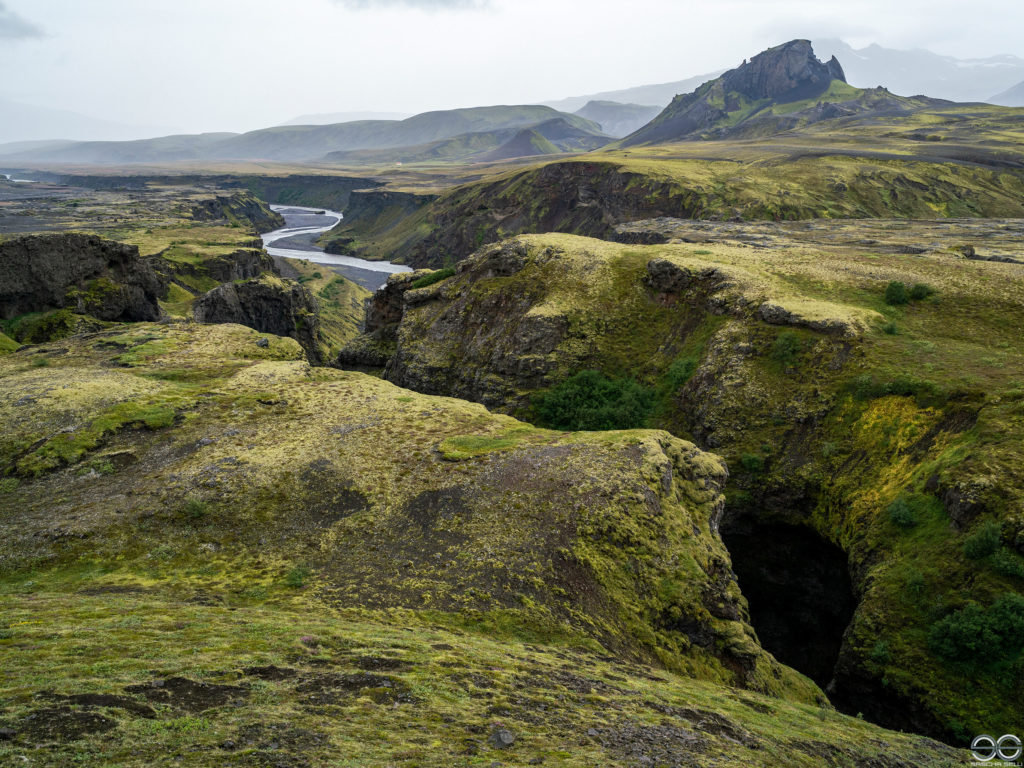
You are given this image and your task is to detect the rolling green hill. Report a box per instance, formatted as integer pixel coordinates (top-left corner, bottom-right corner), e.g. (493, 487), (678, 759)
(323, 117), (609, 166)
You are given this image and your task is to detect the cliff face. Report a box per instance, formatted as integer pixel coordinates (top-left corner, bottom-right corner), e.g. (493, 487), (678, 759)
(184, 191), (284, 234)
(0, 233), (162, 323)
(321, 188), (439, 260)
(335, 232), (1024, 742)
(720, 39), (845, 101)
(192, 275), (324, 364)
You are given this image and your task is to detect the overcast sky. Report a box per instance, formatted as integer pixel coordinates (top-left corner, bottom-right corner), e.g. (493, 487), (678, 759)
(1, 0), (1022, 135)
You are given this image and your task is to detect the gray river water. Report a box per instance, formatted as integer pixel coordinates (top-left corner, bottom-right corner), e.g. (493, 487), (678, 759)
(261, 204), (411, 290)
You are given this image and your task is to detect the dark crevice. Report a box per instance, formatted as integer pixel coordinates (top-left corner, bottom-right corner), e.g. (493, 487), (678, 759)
(720, 514), (856, 691)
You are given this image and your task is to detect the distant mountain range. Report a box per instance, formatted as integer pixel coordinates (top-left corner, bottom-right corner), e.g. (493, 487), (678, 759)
(573, 101), (662, 138)
(0, 97), (177, 145)
(812, 39), (1024, 102)
(544, 40), (1024, 111)
(990, 80), (1024, 107)
(323, 116), (610, 165)
(0, 105), (603, 165)
(280, 111), (412, 126)
(543, 73), (724, 114)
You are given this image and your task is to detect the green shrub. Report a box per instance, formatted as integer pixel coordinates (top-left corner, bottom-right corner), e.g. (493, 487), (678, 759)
(770, 331), (803, 367)
(662, 357), (697, 392)
(963, 519), (1002, 560)
(410, 267), (456, 290)
(909, 283), (934, 300)
(284, 565), (311, 588)
(882, 322), (899, 335)
(928, 593), (1024, 663)
(886, 498), (917, 528)
(0, 477), (18, 493)
(739, 453), (764, 472)
(533, 370), (655, 431)
(991, 548), (1024, 580)
(884, 281), (909, 306)
(869, 640), (892, 665)
(182, 498), (209, 520)
(845, 374), (945, 407)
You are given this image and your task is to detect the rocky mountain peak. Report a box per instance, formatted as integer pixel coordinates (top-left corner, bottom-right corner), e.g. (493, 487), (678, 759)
(720, 39), (846, 101)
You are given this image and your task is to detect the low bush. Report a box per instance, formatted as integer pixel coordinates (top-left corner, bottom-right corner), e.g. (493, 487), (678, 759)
(739, 453), (765, 472)
(963, 519), (1002, 560)
(770, 331), (804, 367)
(410, 267), (456, 290)
(533, 370), (655, 431)
(662, 357), (697, 393)
(845, 374), (946, 407)
(887, 498), (917, 528)
(909, 283), (934, 300)
(284, 565), (311, 588)
(928, 593), (1024, 663)
(990, 548), (1024, 580)
(884, 281), (909, 305)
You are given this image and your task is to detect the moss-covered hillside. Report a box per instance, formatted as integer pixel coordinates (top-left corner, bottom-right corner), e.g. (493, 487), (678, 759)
(343, 232), (1024, 742)
(0, 321), (966, 764)
(315, 101), (1024, 269)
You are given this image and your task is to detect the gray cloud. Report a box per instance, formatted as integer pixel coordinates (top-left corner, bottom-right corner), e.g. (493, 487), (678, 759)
(332, 0), (489, 9)
(0, 1), (43, 39)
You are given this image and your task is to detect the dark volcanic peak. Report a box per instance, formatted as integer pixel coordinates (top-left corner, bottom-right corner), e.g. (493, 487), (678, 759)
(720, 39), (845, 102)
(621, 40), (915, 147)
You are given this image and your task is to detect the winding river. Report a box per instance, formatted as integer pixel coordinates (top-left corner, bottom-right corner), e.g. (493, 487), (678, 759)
(261, 204), (411, 290)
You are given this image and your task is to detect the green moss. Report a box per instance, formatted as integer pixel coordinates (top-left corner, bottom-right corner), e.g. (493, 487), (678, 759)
(0, 331), (18, 354)
(16, 400), (178, 476)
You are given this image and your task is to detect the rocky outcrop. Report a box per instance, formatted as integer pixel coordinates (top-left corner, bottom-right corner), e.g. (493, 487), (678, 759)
(334, 231), (1024, 742)
(0, 233), (162, 323)
(623, 40), (852, 146)
(152, 248), (277, 287)
(185, 191), (284, 234)
(192, 275), (323, 364)
(334, 270), (433, 369)
(721, 40), (845, 101)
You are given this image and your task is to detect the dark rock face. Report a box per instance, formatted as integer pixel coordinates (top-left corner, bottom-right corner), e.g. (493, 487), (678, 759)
(204, 249), (277, 283)
(623, 40), (849, 146)
(193, 276), (323, 364)
(185, 192), (284, 234)
(406, 162), (687, 269)
(720, 516), (855, 690)
(152, 248), (277, 287)
(334, 270), (431, 370)
(720, 40), (845, 102)
(0, 233), (162, 322)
